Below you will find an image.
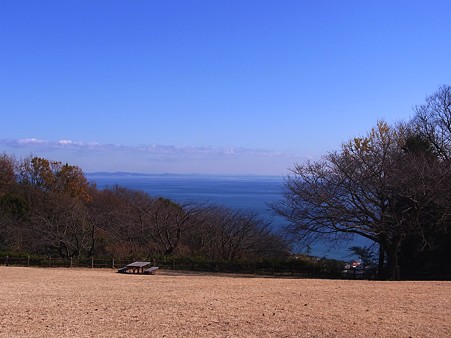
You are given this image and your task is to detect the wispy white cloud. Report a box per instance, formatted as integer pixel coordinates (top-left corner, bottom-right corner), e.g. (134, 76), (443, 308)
(18, 138), (49, 145)
(0, 138), (303, 174)
(0, 138), (294, 158)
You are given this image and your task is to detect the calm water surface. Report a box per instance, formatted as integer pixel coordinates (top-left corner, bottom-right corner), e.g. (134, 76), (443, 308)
(88, 174), (283, 217)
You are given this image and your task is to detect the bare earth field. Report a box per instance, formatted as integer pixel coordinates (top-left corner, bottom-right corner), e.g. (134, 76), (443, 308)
(0, 267), (450, 337)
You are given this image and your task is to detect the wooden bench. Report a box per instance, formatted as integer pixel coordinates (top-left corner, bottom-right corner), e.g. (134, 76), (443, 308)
(117, 266), (128, 273)
(143, 267), (159, 275)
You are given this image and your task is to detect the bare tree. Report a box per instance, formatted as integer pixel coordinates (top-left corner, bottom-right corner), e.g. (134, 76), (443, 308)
(139, 198), (202, 256)
(189, 206), (287, 262)
(28, 191), (96, 258)
(273, 121), (451, 280)
(87, 186), (155, 258)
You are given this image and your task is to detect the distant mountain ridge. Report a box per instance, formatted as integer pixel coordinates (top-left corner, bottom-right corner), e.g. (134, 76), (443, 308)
(85, 172), (283, 179)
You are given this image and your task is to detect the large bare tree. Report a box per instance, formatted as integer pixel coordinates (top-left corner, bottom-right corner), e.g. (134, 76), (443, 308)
(273, 121), (451, 280)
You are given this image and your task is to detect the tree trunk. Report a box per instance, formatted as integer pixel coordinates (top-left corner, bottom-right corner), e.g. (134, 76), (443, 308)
(385, 240), (401, 280)
(377, 244), (385, 280)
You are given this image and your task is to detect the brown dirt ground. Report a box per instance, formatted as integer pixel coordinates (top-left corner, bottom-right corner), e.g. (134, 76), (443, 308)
(0, 267), (450, 337)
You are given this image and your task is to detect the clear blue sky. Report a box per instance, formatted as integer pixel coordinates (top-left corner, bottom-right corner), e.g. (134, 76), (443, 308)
(1, 1), (450, 175)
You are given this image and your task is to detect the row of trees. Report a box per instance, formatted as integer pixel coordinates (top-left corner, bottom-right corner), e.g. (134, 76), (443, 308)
(0, 156), (288, 262)
(274, 85), (451, 280)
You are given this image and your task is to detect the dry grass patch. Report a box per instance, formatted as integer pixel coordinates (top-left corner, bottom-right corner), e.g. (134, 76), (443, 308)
(0, 267), (450, 337)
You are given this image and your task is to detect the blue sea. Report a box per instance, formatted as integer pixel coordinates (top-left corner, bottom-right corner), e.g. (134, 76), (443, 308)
(86, 173), (366, 260)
